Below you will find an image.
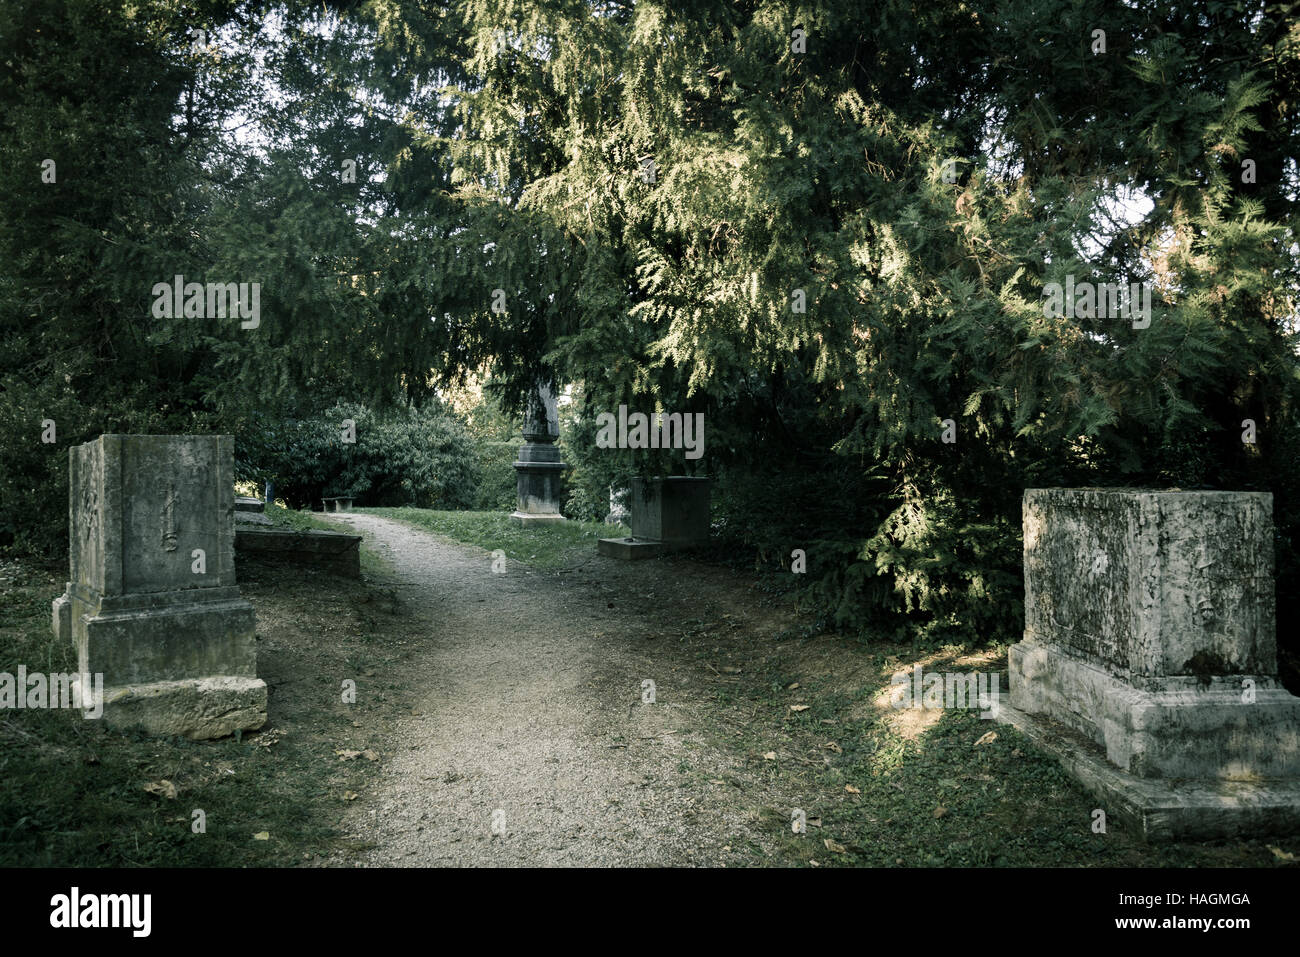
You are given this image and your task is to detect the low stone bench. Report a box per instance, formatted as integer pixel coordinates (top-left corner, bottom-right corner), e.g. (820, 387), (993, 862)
(235, 527), (361, 578)
(321, 496), (354, 512)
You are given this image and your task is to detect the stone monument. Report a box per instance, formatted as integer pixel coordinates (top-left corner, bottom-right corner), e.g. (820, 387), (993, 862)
(598, 476), (711, 559)
(510, 382), (568, 525)
(999, 488), (1300, 838)
(52, 434), (267, 739)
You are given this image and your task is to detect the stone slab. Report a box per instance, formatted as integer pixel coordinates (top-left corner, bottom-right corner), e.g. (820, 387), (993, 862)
(100, 675), (267, 740)
(234, 527), (361, 577)
(510, 511), (567, 526)
(996, 701), (1300, 840)
(597, 537), (664, 560)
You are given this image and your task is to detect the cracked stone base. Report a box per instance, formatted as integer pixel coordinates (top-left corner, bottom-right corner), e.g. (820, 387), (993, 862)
(99, 676), (267, 740)
(995, 701), (1300, 840)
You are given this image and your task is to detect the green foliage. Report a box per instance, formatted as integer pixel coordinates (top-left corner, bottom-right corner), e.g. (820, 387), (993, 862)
(3, 0), (1298, 653)
(235, 402), (481, 511)
(471, 440), (521, 511)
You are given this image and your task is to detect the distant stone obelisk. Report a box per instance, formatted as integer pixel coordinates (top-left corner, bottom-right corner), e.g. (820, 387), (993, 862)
(510, 382), (567, 525)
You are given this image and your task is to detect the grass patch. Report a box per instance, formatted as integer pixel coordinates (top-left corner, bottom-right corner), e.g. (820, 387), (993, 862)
(262, 503), (391, 578)
(360, 507), (624, 570)
(0, 558), (411, 867)
(684, 636), (1299, 868)
(265, 502), (342, 533)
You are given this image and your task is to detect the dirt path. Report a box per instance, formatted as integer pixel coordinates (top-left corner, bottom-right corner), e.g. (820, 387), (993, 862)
(317, 513), (790, 866)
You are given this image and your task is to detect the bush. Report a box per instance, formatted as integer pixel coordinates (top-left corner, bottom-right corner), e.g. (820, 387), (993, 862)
(235, 401), (481, 510)
(472, 440), (520, 511)
(0, 376), (225, 563)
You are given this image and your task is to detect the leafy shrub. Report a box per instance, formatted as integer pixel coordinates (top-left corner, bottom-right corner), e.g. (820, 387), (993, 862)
(472, 440), (520, 511)
(235, 401), (481, 510)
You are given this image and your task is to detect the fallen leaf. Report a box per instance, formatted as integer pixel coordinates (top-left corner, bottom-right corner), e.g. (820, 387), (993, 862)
(253, 831), (270, 841)
(786, 682), (800, 690)
(361, 749), (380, 762)
(824, 838), (847, 853)
(763, 752), (777, 760)
(342, 791), (359, 802)
(142, 780), (177, 800)
(933, 806), (948, 819)
(826, 742), (843, 753)
(721, 666), (742, 674)
(789, 704), (810, 712)
(807, 817), (822, 828)
(845, 784), (861, 794)
(974, 731), (998, 747)
(1268, 845), (1296, 861)
(809, 859), (820, 867)
(335, 749), (362, 760)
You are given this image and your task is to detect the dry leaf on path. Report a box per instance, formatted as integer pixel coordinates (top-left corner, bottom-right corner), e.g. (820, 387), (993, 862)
(845, 784), (861, 794)
(933, 806), (948, 819)
(789, 704), (810, 712)
(142, 780), (177, 800)
(252, 831), (270, 841)
(974, 731), (998, 747)
(824, 838), (847, 853)
(763, 751), (777, 760)
(1267, 845), (1296, 861)
(361, 750), (380, 762)
(335, 749), (362, 760)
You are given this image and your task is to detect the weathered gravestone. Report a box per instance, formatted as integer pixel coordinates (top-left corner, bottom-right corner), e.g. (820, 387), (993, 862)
(598, 476), (711, 559)
(51, 435), (267, 739)
(999, 488), (1300, 838)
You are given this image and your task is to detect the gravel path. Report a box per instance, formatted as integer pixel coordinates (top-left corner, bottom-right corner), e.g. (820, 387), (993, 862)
(320, 513), (774, 867)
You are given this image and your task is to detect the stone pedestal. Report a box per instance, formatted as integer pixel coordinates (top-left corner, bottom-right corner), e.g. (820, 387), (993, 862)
(598, 476), (710, 559)
(510, 383), (568, 526)
(630, 476), (710, 545)
(998, 488), (1300, 838)
(52, 435), (267, 739)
